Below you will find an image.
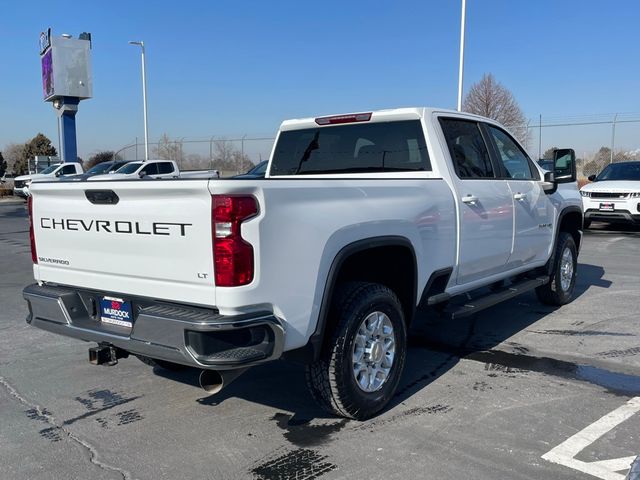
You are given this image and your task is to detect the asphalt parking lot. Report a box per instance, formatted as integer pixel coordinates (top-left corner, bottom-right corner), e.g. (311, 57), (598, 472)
(1, 200), (639, 480)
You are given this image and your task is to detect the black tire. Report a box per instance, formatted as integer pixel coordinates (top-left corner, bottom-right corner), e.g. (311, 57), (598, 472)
(536, 232), (578, 306)
(305, 282), (407, 420)
(583, 219), (591, 229)
(136, 355), (186, 371)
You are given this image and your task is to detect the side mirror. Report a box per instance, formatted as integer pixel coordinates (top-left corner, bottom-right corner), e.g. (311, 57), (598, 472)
(139, 171), (147, 178)
(542, 171), (557, 193)
(552, 148), (576, 183)
(55, 171), (61, 177)
(588, 174), (596, 182)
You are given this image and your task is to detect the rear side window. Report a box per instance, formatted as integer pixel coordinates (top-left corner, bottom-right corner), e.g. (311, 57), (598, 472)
(157, 162), (175, 174)
(439, 118), (494, 179)
(270, 120), (430, 175)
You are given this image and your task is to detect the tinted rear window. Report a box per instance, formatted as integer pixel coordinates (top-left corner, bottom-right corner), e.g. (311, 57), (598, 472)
(270, 120), (430, 175)
(157, 162), (175, 174)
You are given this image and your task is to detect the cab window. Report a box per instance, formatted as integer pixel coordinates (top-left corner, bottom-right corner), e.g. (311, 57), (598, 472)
(439, 118), (494, 179)
(140, 163), (158, 175)
(157, 162), (175, 174)
(486, 126), (536, 180)
(60, 164), (77, 175)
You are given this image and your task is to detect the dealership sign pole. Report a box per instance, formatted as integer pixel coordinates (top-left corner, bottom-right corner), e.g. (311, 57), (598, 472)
(39, 28), (93, 163)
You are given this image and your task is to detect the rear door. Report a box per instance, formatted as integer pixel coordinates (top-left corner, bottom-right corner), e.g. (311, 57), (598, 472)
(484, 124), (553, 267)
(439, 117), (514, 285)
(30, 180), (216, 306)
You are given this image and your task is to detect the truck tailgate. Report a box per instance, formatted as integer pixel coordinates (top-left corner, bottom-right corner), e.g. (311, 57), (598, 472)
(30, 180), (216, 306)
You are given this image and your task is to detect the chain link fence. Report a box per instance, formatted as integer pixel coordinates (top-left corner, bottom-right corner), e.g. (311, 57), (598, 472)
(113, 136), (275, 177)
(522, 113), (640, 179)
(112, 113), (640, 179)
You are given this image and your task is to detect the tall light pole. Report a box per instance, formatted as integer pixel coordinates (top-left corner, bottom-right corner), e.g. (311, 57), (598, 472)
(457, 0), (467, 111)
(610, 113), (618, 164)
(129, 40), (149, 162)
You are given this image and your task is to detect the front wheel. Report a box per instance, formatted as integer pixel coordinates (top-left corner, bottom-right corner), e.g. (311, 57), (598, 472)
(536, 232), (578, 305)
(305, 282), (407, 420)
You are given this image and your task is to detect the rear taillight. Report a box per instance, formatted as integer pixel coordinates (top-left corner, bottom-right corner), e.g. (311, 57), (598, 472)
(28, 195), (37, 264)
(212, 195), (258, 287)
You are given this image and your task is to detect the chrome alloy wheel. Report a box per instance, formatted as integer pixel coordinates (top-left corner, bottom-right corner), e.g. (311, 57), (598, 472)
(352, 311), (396, 393)
(559, 247), (574, 292)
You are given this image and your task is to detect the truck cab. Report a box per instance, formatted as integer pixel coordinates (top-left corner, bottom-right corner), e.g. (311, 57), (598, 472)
(89, 160), (179, 180)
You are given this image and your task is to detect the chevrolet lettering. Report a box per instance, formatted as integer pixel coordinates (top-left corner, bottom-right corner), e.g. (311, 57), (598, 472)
(39, 218), (193, 236)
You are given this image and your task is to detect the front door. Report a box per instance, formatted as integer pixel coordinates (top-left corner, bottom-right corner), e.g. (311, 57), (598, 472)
(484, 125), (554, 268)
(439, 117), (514, 285)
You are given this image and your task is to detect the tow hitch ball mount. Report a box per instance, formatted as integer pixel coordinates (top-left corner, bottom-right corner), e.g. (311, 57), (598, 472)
(89, 343), (129, 366)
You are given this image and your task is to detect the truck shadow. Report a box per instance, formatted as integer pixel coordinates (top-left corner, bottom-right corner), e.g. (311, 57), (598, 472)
(0, 203), (28, 219)
(155, 262), (611, 425)
(585, 222), (640, 237)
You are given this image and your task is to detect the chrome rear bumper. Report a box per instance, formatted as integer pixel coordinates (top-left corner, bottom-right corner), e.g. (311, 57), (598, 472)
(23, 283), (284, 370)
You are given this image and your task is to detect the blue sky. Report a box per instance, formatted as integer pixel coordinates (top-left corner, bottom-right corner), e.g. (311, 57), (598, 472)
(1, 0), (639, 160)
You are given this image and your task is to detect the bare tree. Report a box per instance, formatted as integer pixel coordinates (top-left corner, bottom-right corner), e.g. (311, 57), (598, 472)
(542, 147), (558, 160)
(463, 73), (529, 145)
(86, 151), (116, 169)
(153, 133), (182, 161)
(3, 143), (25, 176)
(0, 151), (6, 178)
(212, 138), (253, 173)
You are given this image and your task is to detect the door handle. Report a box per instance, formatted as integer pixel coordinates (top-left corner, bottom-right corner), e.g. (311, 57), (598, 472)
(513, 193), (527, 201)
(461, 194), (479, 205)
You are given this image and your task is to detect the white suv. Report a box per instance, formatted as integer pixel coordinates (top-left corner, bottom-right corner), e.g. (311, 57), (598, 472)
(580, 161), (640, 228)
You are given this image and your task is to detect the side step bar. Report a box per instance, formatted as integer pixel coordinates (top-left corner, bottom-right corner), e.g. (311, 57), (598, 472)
(444, 276), (549, 320)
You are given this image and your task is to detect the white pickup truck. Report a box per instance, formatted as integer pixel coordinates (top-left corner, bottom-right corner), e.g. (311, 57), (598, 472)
(89, 159), (219, 180)
(23, 108), (583, 419)
(13, 162), (84, 198)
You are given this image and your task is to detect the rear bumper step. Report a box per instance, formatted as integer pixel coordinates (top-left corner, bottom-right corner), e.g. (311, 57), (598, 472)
(23, 283), (284, 370)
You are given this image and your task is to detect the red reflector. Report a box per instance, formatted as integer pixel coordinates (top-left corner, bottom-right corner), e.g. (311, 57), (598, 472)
(28, 195), (37, 264)
(315, 112), (372, 125)
(212, 195), (258, 287)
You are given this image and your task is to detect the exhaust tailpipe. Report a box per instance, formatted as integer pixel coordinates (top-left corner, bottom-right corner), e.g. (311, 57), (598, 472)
(199, 368), (248, 394)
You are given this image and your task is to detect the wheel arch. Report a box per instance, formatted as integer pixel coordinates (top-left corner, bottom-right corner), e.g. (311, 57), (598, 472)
(557, 206), (583, 253)
(285, 236), (417, 363)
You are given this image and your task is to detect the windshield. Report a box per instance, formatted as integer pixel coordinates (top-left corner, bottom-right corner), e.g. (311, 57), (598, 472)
(39, 165), (60, 174)
(86, 162), (114, 175)
(249, 161), (268, 175)
(595, 162), (640, 181)
(115, 162), (142, 174)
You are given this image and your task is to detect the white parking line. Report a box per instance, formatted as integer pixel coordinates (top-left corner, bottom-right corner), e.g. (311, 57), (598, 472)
(542, 397), (640, 480)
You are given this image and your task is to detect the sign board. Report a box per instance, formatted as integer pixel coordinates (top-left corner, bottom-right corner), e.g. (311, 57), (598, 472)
(40, 30), (93, 101)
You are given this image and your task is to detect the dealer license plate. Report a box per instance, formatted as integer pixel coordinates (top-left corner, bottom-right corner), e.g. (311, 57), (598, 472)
(100, 296), (133, 328)
(599, 203), (615, 212)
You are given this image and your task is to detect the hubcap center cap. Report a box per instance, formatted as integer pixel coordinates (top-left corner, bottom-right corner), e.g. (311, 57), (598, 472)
(367, 341), (384, 363)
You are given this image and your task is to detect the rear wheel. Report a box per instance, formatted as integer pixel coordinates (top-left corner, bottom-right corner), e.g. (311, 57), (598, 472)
(536, 232), (577, 306)
(305, 282), (407, 420)
(136, 355), (186, 371)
